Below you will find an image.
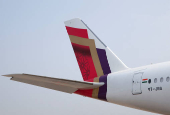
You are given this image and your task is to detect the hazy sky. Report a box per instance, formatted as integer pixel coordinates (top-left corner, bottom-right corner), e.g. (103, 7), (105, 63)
(1, 0), (170, 115)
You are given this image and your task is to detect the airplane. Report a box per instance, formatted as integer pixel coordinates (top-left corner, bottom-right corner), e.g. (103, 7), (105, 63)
(3, 18), (170, 115)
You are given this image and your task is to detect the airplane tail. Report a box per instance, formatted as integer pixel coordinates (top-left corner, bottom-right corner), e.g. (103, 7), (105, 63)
(64, 18), (128, 81)
(2, 19), (129, 101)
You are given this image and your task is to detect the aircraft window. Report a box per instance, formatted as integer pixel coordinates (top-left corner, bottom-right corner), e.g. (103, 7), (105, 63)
(160, 77), (163, 83)
(154, 78), (157, 83)
(166, 77), (170, 82)
(148, 79), (151, 84)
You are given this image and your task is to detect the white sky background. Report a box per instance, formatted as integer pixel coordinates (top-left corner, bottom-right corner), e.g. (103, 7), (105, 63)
(0, 0), (170, 114)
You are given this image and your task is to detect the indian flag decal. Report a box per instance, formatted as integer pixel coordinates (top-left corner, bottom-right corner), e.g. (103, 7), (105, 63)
(142, 79), (148, 83)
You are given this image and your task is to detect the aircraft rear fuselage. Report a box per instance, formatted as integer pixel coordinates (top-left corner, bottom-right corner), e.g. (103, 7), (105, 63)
(3, 18), (170, 115)
(107, 62), (170, 114)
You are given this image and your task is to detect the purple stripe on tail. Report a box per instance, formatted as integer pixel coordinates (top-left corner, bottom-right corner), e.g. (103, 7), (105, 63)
(96, 48), (111, 75)
(98, 74), (108, 101)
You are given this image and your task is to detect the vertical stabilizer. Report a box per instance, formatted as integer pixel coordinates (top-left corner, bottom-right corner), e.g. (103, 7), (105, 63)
(64, 18), (128, 81)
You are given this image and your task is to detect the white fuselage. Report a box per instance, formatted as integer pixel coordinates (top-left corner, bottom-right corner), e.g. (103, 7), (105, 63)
(107, 62), (170, 114)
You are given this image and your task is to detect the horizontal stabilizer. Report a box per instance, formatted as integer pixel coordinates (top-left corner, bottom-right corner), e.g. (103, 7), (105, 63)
(3, 74), (104, 93)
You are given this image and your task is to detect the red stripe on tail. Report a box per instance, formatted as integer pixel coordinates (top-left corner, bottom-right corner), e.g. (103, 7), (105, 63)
(66, 26), (89, 38)
(74, 78), (94, 97)
(72, 43), (98, 81)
